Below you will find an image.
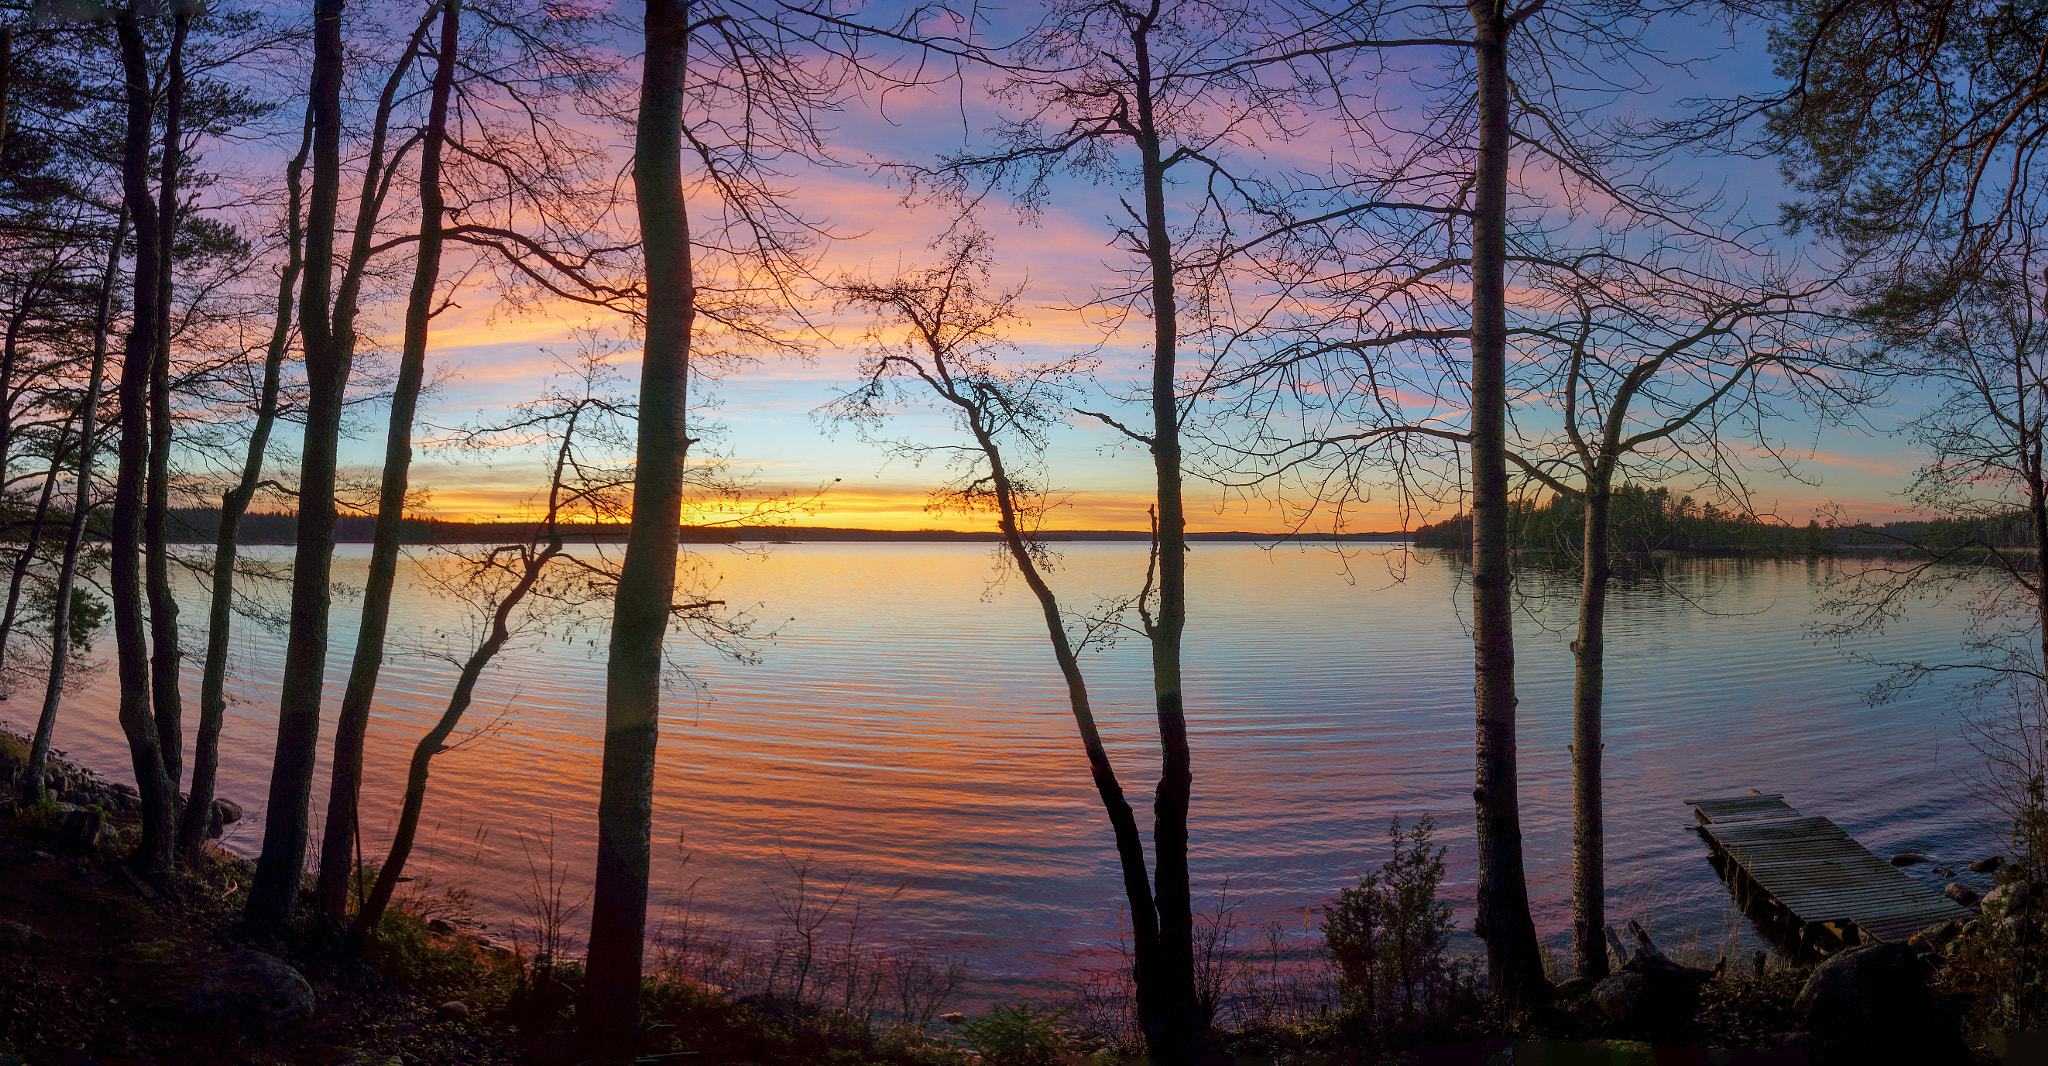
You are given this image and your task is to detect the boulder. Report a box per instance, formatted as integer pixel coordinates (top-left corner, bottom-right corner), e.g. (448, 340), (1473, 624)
(1981, 882), (2028, 920)
(436, 1000), (468, 1022)
(1591, 965), (1701, 1040)
(1970, 855), (2005, 873)
(1944, 881), (1980, 906)
(1891, 851), (1935, 866)
(0, 921), (36, 949)
(51, 802), (103, 854)
(202, 798), (245, 840)
(1911, 919), (1962, 949)
(1795, 941), (1962, 1062)
(166, 949), (315, 1028)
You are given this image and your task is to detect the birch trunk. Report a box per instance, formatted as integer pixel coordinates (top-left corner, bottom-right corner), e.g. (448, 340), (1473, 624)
(316, 0), (459, 920)
(1466, 0), (1547, 1001)
(247, 0), (348, 929)
(582, 0), (693, 1043)
(1570, 467), (1614, 981)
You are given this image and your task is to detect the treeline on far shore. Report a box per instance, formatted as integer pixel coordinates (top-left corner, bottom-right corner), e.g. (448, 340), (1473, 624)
(145, 509), (1415, 546)
(1410, 485), (2031, 556)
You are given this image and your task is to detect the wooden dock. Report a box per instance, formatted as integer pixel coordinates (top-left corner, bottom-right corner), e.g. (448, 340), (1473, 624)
(1686, 793), (1972, 951)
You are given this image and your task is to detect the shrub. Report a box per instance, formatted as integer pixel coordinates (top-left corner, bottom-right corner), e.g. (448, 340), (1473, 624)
(1322, 813), (1458, 1030)
(955, 1003), (1070, 1066)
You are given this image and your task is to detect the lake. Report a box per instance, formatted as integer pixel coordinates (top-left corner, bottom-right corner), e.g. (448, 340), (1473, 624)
(11, 541), (2012, 1002)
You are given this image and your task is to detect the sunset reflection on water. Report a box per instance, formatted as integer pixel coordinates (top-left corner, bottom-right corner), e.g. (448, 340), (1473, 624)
(26, 543), (2003, 1000)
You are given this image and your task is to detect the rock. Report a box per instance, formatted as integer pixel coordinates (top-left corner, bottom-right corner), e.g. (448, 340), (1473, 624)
(436, 1000), (468, 1022)
(1981, 883), (2025, 919)
(51, 803), (103, 854)
(1912, 919), (1962, 948)
(0, 920), (36, 949)
(26, 851), (51, 863)
(210, 798), (243, 826)
(1970, 855), (2005, 873)
(1944, 881), (1980, 906)
(1795, 941), (1960, 1060)
(1932, 865), (1956, 877)
(1891, 850), (1935, 866)
(1591, 966), (1700, 1039)
(167, 949), (316, 1027)
(1963, 918), (1981, 938)
(426, 918), (457, 936)
(940, 1012), (966, 1026)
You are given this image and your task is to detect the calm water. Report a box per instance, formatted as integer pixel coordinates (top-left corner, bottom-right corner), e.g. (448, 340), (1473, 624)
(12, 543), (2010, 996)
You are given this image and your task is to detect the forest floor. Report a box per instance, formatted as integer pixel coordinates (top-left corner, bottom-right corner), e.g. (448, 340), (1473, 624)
(0, 731), (2022, 1065)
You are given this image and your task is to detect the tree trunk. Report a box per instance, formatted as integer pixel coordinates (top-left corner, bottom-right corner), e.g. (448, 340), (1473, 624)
(1132, 14), (1198, 1061)
(0, 271), (59, 674)
(146, 10), (191, 792)
(316, 0), (458, 921)
(25, 207), (122, 802)
(1465, 0), (1547, 1002)
(247, 0), (347, 931)
(112, 3), (175, 881)
(1570, 466), (1614, 981)
(355, 539), (560, 937)
(582, 0), (693, 1048)
(2025, 306), (2048, 678)
(0, 421), (78, 670)
(967, 408), (1163, 1007)
(0, 27), (12, 151)
(178, 111), (311, 858)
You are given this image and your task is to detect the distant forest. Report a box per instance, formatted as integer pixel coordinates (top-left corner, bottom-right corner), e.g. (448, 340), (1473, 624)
(145, 509), (1413, 545)
(1408, 485), (1989, 554)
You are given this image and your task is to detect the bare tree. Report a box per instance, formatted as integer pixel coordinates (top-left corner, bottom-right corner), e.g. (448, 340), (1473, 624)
(581, 0), (851, 1046)
(1504, 248), (1862, 980)
(176, 110), (310, 858)
(314, 0), (460, 923)
(109, 0), (187, 880)
(248, 0), (439, 930)
(829, 233), (1179, 1040)
(24, 208), (121, 803)
(1201, 0), (1777, 996)
(354, 360), (632, 936)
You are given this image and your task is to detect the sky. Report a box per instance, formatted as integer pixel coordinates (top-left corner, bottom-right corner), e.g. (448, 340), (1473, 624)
(319, 2), (1942, 534)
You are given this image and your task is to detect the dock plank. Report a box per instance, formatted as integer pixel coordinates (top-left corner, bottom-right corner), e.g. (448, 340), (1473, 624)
(1686, 794), (1971, 948)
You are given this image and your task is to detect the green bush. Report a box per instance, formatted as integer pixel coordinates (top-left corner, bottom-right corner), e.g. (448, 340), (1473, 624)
(955, 1003), (1070, 1066)
(1322, 813), (1457, 1030)
(363, 907), (523, 1016)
